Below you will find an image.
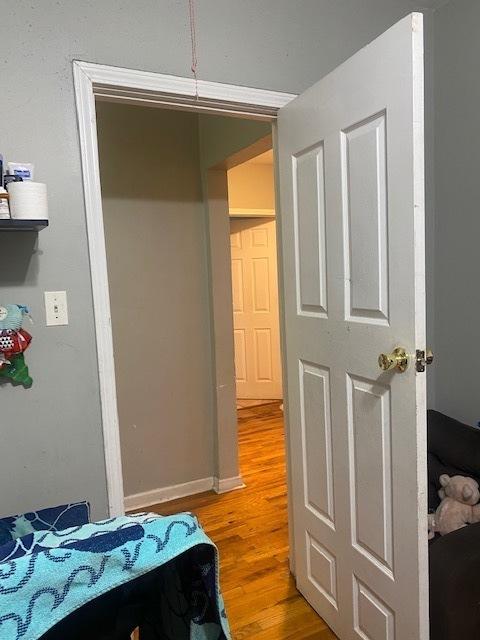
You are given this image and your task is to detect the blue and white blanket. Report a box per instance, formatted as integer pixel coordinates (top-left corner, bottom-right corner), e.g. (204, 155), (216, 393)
(0, 512), (231, 639)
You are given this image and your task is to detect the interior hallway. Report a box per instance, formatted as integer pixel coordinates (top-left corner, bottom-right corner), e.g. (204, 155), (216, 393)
(148, 402), (337, 639)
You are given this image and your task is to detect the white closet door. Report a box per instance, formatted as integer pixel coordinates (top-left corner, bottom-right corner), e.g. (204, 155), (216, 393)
(230, 217), (283, 399)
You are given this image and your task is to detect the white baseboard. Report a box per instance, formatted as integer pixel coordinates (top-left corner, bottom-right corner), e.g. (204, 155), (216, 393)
(124, 474), (245, 510)
(213, 475), (246, 494)
(124, 477), (214, 511)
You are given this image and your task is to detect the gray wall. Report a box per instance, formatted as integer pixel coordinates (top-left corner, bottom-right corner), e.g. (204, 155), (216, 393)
(97, 103), (213, 497)
(0, 1), (441, 518)
(433, 0), (479, 426)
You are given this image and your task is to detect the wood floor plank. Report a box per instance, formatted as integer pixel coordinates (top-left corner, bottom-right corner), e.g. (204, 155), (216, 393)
(135, 402), (337, 639)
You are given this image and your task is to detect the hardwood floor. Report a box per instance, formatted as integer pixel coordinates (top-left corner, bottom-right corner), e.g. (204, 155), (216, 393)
(145, 402), (337, 639)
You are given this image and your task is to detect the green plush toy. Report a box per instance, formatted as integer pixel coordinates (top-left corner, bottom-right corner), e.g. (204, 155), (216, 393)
(0, 305), (33, 387)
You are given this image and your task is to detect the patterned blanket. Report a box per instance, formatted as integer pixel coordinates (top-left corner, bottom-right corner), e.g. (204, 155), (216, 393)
(0, 512), (231, 640)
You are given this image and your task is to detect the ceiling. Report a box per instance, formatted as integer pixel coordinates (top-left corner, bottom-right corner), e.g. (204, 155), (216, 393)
(247, 149), (274, 167)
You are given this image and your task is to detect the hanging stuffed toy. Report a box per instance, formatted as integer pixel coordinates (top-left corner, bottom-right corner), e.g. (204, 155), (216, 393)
(0, 305), (32, 387)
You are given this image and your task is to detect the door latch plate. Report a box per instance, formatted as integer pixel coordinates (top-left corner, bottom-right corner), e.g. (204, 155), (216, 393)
(415, 349), (434, 372)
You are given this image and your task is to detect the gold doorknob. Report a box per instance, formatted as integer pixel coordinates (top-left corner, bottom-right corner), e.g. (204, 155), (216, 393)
(378, 347), (408, 373)
(415, 349), (434, 372)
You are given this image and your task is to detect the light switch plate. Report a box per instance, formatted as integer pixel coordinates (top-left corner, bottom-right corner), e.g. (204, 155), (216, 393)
(45, 291), (69, 326)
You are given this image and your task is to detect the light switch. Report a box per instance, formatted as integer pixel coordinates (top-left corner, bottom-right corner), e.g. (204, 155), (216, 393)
(45, 291), (69, 326)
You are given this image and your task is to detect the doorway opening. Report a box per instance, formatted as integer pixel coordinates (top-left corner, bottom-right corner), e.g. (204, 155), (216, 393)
(227, 148), (283, 410)
(74, 61), (295, 518)
(92, 91), (321, 636)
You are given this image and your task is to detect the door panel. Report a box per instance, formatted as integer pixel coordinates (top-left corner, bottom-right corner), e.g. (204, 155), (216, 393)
(254, 328), (273, 380)
(293, 143), (328, 317)
(308, 533), (338, 607)
(342, 113), (388, 322)
(347, 375), (393, 574)
(354, 578), (395, 640)
(300, 361), (335, 528)
(231, 259), (244, 312)
(230, 218), (283, 399)
(252, 258), (270, 311)
(233, 329), (247, 381)
(278, 13), (427, 640)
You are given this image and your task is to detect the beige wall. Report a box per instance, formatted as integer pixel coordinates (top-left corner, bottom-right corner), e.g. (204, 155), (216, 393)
(197, 115), (272, 484)
(97, 102), (213, 497)
(228, 163), (275, 211)
(198, 115), (271, 169)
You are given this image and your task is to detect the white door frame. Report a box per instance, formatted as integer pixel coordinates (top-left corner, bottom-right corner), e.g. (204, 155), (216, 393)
(73, 60), (296, 517)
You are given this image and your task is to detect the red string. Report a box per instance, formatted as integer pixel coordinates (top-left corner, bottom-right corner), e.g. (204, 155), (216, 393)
(188, 0), (199, 99)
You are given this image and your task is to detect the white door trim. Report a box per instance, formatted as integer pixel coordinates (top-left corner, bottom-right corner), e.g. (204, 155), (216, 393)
(73, 60), (296, 517)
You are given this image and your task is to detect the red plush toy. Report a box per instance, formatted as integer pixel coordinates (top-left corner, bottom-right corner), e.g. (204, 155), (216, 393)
(0, 328), (32, 361)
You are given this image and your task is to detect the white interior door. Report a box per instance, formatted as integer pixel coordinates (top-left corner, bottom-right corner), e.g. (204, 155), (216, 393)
(230, 217), (283, 399)
(278, 13), (428, 640)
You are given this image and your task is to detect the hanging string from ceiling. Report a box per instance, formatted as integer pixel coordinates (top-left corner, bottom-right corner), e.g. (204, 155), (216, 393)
(188, 0), (199, 99)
